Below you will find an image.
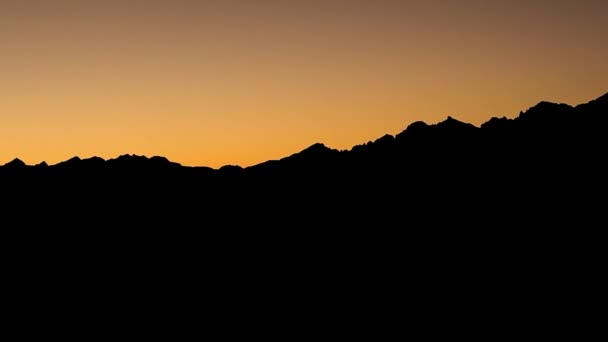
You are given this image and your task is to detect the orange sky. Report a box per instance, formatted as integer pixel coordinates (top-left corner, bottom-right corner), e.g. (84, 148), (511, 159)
(2, 1), (607, 168)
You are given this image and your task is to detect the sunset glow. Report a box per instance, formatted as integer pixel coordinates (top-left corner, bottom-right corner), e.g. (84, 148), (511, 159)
(2, 1), (607, 168)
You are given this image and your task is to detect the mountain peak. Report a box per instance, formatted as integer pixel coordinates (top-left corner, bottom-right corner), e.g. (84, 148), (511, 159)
(525, 101), (572, 113)
(115, 154), (147, 161)
(52, 156), (82, 168)
(517, 101), (574, 123)
(281, 142), (337, 163)
(302, 142), (330, 153)
(406, 121), (429, 130)
(4, 158), (26, 168)
(438, 115), (476, 129)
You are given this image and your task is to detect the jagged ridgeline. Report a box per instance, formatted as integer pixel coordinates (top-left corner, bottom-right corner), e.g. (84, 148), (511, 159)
(3, 92), (606, 177)
(1, 93), (605, 290)
(1, 92), (606, 226)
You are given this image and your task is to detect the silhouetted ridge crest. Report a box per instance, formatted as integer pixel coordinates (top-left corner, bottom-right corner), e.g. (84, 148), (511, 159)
(583, 92), (608, 104)
(350, 134), (396, 156)
(50, 156), (105, 173)
(1, 91), (606, 286)
(575, 92), (608, 113)
(1, 91), (605, 182)
(400, 121), (429, 135)
(480, 116), (512, 130)
(55, 156), (81, 166)
(392, 121), (429, 146)
(4, 158), (26, 168)
(281, 143), (339, 162)
(219, 164), (243, 173)
(518, 101), (573, 122)
(436, 116), (478, 130)
(291, 143), (333, 156)
(394, 116), (478, 146)
(106, 154), (181, 170)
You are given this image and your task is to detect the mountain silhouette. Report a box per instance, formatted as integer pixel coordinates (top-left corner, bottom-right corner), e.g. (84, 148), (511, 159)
(2, 92), (606, 239)
(3, 158), (27, 170)
(2, 92), (606, 197)
(3, 92), (605, 312)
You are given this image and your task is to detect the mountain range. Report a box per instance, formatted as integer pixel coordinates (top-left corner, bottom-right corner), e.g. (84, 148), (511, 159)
(2, 92), (606, 227)
(4, 92), (607, 175)
(3, 92), (605, 306)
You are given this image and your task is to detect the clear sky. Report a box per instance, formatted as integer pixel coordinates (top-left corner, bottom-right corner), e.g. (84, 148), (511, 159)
(2, 0), (607, 168)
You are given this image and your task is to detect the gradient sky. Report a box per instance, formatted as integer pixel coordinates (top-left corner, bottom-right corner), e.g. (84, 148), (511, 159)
(2, 0), (607, 168)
